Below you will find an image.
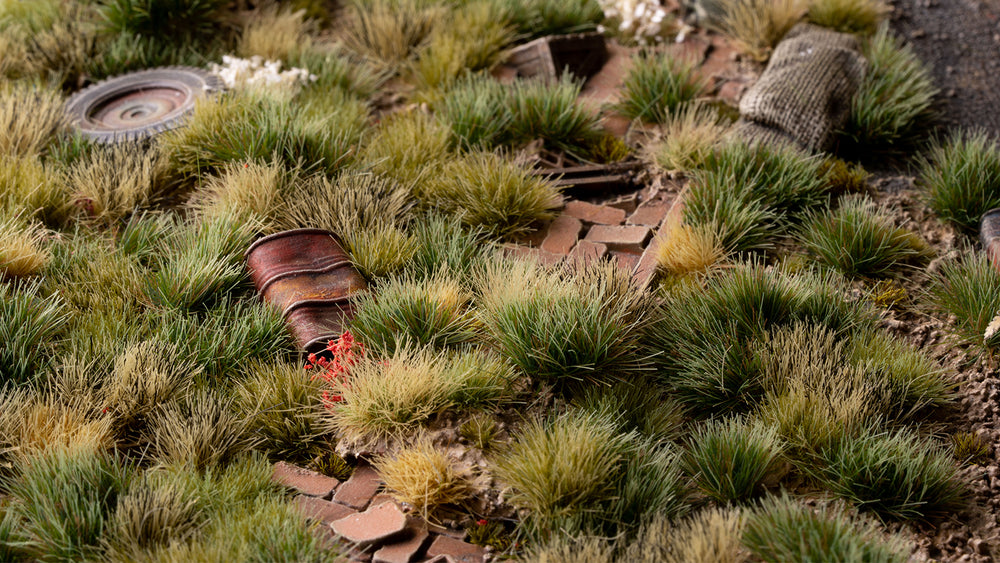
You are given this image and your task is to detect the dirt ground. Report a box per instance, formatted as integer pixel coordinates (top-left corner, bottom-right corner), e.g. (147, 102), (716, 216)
(889, 0), (1000, 138)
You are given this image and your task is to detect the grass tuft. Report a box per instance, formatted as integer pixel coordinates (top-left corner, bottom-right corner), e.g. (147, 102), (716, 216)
(814, 428), (965, 521)
(743, 494), (907, 562)
(797, 196), (932, 278)
(843, 24), (938, 153)
(67, 143), (173, 226)
(0, 213), (50, 279)
(717, 0), (807, 61)
(101, 340), (199, 449)
(493, 411), (630, 534)
(682, 417), (784, 504)
(8, 444), (130, 562)
(98, 0), (230, 43)
(919, 130), (1000, 233)
(927, 252), (1000, 352)
(375, 438), (473, 518)
(655, 220), (726, 278)
(161, 88), (364, 179)
(149, 389), (252, 471)
(232, 361), (327, 463)
(0, 82), (65, 158)
(808, 0), (889, 35)
(350, 268), (477, 355)
(422, 151), (562, 238)
(646, 103), (731, 173)
(360, 110), (452, 190)
(341, 0), (444, 65)
(0, 280), (69, 386)
(238, 4), (314, 61)
(475, 257), (643, 385)
(615, 51), (707, 125)
(494, 0), (603, 38)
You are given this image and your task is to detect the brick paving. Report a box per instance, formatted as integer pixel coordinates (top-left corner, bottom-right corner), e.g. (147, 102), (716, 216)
(275, 461), (485, 562)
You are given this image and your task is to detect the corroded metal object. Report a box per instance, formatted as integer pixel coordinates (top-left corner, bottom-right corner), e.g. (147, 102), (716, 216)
(246, 229), (367, 353)
(981, 208), (1000, 272)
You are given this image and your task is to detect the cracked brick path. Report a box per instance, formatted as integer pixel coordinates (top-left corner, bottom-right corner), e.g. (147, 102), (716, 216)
(273, 462), (486, 563)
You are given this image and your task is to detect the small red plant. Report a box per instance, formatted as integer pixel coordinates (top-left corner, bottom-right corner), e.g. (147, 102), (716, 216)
(304, 331), (364, 407)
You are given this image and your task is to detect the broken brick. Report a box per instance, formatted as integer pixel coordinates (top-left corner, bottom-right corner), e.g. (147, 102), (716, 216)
(272, 462), (339, 498)
(334, 464), (383, 510)
(331, 501), (408, 547)
(562, 200), (626, 225)
(569, 240), (608, 264)
(295, 495), (357, 524)
(585, 224), (652, 253)
(425, 535), (486, 563)
(627, 200), (671, 227)
(373, 523), (430, 563)
(540, 215), (583, 255)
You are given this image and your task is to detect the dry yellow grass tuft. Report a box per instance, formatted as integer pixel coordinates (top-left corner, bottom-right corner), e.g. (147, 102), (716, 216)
(16, 395), (113, 460)
(647, 103), (731, 173)
(67, 144), (173, 225)
(655, 221), (726, 277)
(0, 82), (65, 157)
(808, 0), (888, 34)
(0, 214), (50, 279)
(238, 4), (315, 61)
(375, 438), (473, 519)
(624, 509), (747, 563)
(718, 0), (808, 61)
(189, 160), (294, 230)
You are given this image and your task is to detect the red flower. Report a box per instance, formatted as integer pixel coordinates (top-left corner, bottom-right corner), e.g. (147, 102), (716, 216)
(476, 519), (488, 526)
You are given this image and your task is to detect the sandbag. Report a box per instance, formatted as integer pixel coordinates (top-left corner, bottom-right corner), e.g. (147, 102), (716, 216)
(733, 24), (868, 152)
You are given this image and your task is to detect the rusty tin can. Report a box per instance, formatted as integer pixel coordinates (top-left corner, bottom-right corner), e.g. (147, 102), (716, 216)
(246, 228), (367, 353)
(981, 209), (1000, 273)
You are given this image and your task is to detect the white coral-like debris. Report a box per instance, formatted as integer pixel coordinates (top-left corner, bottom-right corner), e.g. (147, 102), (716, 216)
(985, 311), (1000, 343)
(209, 55), (316, 90)
(598, 0), (673, 45)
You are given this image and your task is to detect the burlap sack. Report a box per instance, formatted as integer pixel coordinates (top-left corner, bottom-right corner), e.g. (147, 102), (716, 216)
(733, 24), (868, 152)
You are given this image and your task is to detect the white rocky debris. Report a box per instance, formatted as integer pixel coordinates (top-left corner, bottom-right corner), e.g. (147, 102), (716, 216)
(598, 0), (673, 45)
(209, 55), (316, 90)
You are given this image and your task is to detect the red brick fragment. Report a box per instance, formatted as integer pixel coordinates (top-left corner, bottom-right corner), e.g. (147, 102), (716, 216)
(295, 495), (357, 524)
(610, 251), (641, 273)
(717, 80), (747, 105)
(332, 501), (408, 547)
(569, 240), (608, 264)
(540, 215), (583, 255)
(426, 523), (468, 541)
(334, 464), (383, 510)
(272, 462), (339, 498)
(562, 200), (626, 225)
(627, 200), (671, 227)
(585, 224), (652, 253)
(425, 535), (486, 563)
(373, 523), (430, 563)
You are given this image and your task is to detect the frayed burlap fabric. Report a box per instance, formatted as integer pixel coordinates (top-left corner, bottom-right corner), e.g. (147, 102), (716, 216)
(733, 24), (868, 152)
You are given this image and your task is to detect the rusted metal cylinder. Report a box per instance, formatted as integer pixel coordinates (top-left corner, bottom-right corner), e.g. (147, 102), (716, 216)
(246, 229), (367, 354)
(981, 209), (1000, 273)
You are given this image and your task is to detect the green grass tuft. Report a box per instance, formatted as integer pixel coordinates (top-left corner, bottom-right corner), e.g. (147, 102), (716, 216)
(8, 444), (131, 562)
(808, 0), (888, 35)
(0, 280), (69, 386)
(743, 494), (907, 562)
(798, 196), (932, 278)
(475, 257), (644, 385)
(149, 389), (253, 472)
(615, 51), (707, 125)
(842, 23), (938, 153)
(493, 0), (603, 38)
(919, 130), (1000, 233)
(350, 268), (478, 355)
(682, 417), (784, 504)
(814, 428), (965, 521)
(233, 361), (327, 463)
(98, 0), (230, 43)
(927, 252), (1000, 352)
(422, 151), (561, 238)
